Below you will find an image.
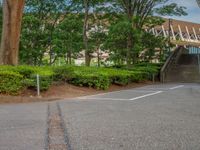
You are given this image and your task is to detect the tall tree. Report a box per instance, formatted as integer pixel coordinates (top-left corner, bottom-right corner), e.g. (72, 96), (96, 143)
(83, 0), (90, 66)
(0, 2), (3, 39)
(53, 14), (83, 64)
(72, 0), (106, 66)
(0, 0), (25, 65)
(20, 0), (68, 65)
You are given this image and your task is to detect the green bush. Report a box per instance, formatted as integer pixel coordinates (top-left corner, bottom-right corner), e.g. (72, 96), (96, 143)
(53, 66), (111, 89)
(0, 64), (156, 94)
(0, 71), (23, 95)
(12, 66), (35, 78)
(24, 75), (53, 91)
(0, 66), (54, 92)
(52, 66), (146, 89)
(70, 73), (110, 90)
(24, 68), (54, 91)
(0, 65), (35, 78)
(53, 66), (75, 81)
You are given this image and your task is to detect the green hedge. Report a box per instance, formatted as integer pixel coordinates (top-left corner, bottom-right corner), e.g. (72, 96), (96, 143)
(0, 64), (160, 95)
(29, 67), (54, 91)
(0, 66), (54, 93)
(53, 66), (146, 89)
(24, 74), (53, 91)
(0, 71), (23, 95)
(53, 66), (111, 89)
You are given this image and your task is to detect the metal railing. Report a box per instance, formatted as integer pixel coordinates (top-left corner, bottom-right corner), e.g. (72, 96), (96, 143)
(160, 46), (183, 83)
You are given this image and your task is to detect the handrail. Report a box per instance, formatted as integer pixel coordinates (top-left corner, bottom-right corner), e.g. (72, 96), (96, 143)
(160, 46), (183, 83)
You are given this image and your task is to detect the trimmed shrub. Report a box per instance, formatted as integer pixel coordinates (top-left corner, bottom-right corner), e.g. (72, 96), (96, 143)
(0, 64), (159, 94)
(53, 66), (75, 81)
(0, 71), (23, 95)
(52, 66), (146, 89)
(0, 66), (54, 92)
(24, 68), (54, 91)
(53, 66), (111, 89)
(70, 73), (110, 90)
(13, 66), (35, 78)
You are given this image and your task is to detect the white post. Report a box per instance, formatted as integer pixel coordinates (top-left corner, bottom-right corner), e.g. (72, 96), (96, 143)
(37, 74), (40, 97)
(192, 27), (198, 41)
(178, 25), (184, 41)
(58, 57), (61, 66)
(185, 26), (191, 41)
(152, 28), (156, 35)
(162, 25), (167, 37)
(152, 74), (155, 83)
(170, 25), (176, 40)
(198, 53), (200, 74)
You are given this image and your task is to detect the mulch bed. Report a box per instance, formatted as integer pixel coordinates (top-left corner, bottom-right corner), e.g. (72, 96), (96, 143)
(0, 81), (154, 104)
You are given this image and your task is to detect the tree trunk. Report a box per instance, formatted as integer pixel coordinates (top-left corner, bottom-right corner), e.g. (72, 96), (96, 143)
(97, 46), (100, 67)
(68, 49), (72, 65)
(127, 36), (132, 67)
(126, 0), (133, 68)
(83, 0), (90, 66)
(0, 0), (25, 65)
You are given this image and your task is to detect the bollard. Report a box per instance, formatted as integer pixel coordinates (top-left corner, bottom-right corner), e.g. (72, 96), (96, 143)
(152, 74), (155, 83)
(198, 54), (200, 74)
(36, 74), (40, 97)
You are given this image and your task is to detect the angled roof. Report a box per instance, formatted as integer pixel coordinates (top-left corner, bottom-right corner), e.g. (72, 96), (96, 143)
(155, 18), (200, 35)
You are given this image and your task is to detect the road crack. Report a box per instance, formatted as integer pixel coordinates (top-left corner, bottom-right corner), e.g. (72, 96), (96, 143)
(45, 102), (71, 150)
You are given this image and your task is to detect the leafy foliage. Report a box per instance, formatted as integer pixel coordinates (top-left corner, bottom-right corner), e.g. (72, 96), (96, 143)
(0, 71), (23, 95)
(0, 64), (160, 94)
(53, 66), (146, 89)
(52, 14), (83, 64)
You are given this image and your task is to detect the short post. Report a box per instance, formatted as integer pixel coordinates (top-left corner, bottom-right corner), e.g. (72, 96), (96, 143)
(198, 54), (200, 74)
(36, 74), (40, 97)
(162, 73), (165, 84)
(58, 57), (61, 66)
(152, 74), (155, 83)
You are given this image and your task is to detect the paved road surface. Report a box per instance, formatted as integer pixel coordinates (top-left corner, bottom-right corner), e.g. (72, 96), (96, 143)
(0, 83), (200, 150)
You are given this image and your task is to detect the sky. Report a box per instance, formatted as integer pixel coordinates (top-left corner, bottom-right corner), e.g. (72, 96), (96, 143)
(0, 0), (199, 24)
(165, 0), (200, 23)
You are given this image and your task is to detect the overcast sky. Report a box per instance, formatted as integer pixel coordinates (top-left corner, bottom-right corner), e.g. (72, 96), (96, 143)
(165, 0), (200, 23)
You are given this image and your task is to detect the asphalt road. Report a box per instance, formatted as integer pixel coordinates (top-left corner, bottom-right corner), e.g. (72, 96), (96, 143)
(0, 83), (200, 150)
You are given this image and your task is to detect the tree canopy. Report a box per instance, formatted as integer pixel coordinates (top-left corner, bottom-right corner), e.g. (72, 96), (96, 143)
(0, 0), (187, 66)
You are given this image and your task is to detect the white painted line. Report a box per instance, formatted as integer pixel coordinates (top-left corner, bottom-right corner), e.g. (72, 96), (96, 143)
(129, 91), (163, 101)
(169, 85), (184, 90)
(76, 90), (127, 99)
(77, 89), (158, 99)
(76, 89), (155, 99)
(78, 97), (129, 101)
(123, 90), (159, 93)
(136, 88), (170, 90)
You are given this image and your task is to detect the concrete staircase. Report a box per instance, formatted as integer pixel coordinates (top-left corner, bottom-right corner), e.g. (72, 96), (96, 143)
(161, 47), (200, 83)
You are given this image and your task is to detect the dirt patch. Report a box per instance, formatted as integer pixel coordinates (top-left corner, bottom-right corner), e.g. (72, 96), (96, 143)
(0, 81), (154, 104)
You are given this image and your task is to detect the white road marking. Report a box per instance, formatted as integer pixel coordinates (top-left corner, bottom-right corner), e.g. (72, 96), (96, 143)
(76, 89), (155, 99)
(129, 91), (163, 101)
(78, 91), (163, 101)
(123, 90), (159, 93)
(78, 97), (129, 101)
(169, 85), (184, 90)
(76, 84), (185, 102)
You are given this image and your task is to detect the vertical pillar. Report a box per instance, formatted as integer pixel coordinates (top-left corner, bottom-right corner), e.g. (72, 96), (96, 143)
(192, 27), (198, 41)
(162, 25), (167, 37)
(178, 25), (184, 41)
(170, 25), (176, 40)
(185, 26), (191, 41)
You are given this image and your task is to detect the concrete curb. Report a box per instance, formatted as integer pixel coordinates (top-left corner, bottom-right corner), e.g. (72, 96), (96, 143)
(0, 95), (61, 104)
